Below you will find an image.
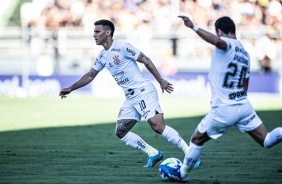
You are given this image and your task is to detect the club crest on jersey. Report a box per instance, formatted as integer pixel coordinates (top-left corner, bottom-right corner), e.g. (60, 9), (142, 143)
(113, 55), (120, 65)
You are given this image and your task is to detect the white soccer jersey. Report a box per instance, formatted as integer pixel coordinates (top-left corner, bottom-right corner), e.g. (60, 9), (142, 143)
(209, 37), (251, 107)
(93, 40), (151, 99)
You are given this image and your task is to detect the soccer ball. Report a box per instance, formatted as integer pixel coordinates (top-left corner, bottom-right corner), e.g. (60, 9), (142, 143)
(159, 158), (182, 181)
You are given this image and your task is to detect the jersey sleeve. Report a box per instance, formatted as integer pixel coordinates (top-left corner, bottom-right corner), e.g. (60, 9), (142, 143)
(122, 42), (141, 61)
(93, 51), (105, 71)
(220, 37), (232, 52)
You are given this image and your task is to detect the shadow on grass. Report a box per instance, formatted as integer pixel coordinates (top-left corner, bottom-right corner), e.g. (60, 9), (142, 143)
(0, 110), (282, 184)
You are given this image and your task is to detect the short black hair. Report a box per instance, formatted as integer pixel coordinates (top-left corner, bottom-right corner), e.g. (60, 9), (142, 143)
(215, 16), (236, 35)
(94, 19), (115, 37)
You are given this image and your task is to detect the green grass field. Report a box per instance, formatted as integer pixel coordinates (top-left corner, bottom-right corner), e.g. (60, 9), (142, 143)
(0, 95), (282, 184)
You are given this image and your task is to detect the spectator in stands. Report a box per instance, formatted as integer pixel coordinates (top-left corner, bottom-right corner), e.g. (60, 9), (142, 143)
(28, 0), (281, 34)
(255, 30), (277, 72)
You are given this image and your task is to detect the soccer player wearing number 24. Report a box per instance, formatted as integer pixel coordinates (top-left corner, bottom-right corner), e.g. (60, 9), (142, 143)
(171, 16), (282, 182)
(59, 19), (201, 168)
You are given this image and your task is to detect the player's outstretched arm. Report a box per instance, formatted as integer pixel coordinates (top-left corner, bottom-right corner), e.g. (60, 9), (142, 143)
(178, 15), (227, 50)
(137, 52), (173, 94)
(59, 68), (99, 99)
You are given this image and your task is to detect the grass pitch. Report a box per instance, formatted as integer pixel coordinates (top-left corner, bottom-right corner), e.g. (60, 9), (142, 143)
(0, 95), (282, 184)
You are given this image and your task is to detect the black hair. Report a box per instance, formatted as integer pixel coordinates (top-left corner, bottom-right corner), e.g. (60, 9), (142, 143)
(94, 19), (115, 37)
(215, 16), (236, 35)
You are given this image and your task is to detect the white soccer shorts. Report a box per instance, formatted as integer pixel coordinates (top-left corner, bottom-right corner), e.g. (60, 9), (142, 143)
(117, 84), (163, 123)
(197, 101), (262, 139)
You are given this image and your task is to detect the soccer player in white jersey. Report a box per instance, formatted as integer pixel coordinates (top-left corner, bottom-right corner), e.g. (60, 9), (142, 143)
(59, 19), (201, 168)
(163, 16), (282, 181)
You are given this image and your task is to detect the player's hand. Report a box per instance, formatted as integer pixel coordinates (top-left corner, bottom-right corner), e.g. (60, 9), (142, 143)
(159, 79), (174, 94)
(59, 88), (72, 99)
(178, 15), (193, 28)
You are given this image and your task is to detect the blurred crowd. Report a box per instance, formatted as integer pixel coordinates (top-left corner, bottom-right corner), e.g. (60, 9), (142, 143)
(23, 0), (282, 32)
(21, 0), (282, 73)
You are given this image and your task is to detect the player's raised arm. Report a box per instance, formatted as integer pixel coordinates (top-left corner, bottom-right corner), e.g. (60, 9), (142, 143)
(137, 52), (173, 94)
(59, 68), (99, 99)
(178, 15), (227, 50)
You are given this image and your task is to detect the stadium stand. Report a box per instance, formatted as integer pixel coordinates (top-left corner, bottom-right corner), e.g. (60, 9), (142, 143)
(0, 0), (281, 75)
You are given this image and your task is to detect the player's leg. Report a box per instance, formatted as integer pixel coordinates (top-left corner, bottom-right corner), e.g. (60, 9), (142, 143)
(175, 106), (235, 181)
(179, 129), (211, 179)
(116, 101), (161, 167)
(134, 87), (192, 166)
(236, 102), (282, 148)
(147, 113), (190, 154)
(147, 112), (204, 168)
(116, 119), (161, 165)
(165, 129), (210, 182)
(116, 119), (158, 154)
(137, 85), (190, 155)
(248, 124), (282, 148)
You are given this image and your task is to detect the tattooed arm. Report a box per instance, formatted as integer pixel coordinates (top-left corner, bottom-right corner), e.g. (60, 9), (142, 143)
(137, 52), (173, 93)
(59, 68), (99, 99)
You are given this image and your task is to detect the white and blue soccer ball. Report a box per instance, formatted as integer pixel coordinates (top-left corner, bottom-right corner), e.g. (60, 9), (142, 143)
(159, 158), (182, 181)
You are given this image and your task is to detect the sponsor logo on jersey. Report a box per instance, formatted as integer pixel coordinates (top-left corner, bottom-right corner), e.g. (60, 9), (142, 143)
(126, 48), (136, 56)
(112, 71), (124, 78)
(125, 89), (134, 97)
(229, 90), (247, 100)
(115, 78), (129, 85)
(109, 63), (113, 67)
(111, 48), (121, 52)
(113, 55), (120, 65)
(142, 110), (150, 118)
(100, 53), (104, 59)
(241, 114), (255, 125)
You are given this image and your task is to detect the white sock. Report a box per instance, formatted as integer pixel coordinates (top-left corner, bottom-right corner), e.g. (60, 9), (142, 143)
(264, 127), (282, 148)
(162, 125), (189, 153)
(121, 132), (158, 156)
(180, 141), (203, 178)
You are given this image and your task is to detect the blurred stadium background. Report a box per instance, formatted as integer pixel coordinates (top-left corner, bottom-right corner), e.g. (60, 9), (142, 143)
(1, 2), (282, 183)
(0, 0), (281, 98)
